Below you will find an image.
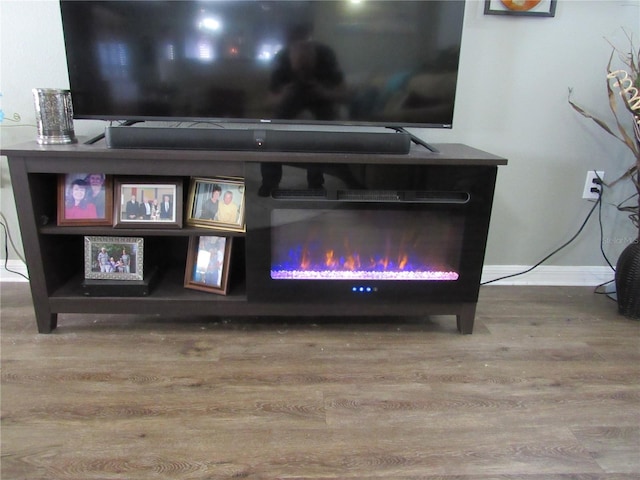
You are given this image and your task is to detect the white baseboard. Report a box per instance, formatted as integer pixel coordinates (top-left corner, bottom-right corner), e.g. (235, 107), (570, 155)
(0, 260), (29, 282)
(480, 265), (614, 286)
(0, 261), (615, 286)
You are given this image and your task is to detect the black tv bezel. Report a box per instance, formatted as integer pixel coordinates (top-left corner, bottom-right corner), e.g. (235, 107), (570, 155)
(72, 113), (455, 130)
(60, 0), (465, 130)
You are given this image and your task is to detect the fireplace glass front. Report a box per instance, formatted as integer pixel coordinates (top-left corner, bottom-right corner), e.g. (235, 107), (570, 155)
(270, 208), (464, 282)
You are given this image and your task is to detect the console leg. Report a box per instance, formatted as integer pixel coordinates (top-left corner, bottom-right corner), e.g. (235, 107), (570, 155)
(36, 313), (58, 334)
(456, 304), (476, 334)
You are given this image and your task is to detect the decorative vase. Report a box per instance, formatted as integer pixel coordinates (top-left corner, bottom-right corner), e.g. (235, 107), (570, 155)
(615, 239), (640, 320)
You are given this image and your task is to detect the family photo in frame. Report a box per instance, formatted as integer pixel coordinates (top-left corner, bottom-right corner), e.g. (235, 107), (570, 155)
(184, 235), (233, 295)
(115, 178), (182, 228)
(84, 236), (144, 281)
(58, 173), (113, 226)
(186, 177), (245, 232)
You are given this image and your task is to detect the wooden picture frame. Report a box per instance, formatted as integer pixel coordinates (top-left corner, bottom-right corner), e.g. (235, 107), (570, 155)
(184, 235), (233, 295)
(484, 0), (557, 17)
(84, 236), (144, 281)
(57, 173), (113, 226)
(115, 178), (182, 228)
(186, 177), (245, 232)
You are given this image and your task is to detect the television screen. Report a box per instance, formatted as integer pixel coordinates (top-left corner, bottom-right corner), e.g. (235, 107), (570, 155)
(60, 0), (466, 128)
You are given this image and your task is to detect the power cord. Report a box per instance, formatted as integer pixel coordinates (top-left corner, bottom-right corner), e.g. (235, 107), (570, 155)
(597, 184), (616, 271)
(592, 179), (618, 300)
(481, 186), (603, 286)
(0, 212), (29, 281)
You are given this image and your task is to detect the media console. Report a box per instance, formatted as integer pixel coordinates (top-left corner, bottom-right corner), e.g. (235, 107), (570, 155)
(4, 140), (506, 334)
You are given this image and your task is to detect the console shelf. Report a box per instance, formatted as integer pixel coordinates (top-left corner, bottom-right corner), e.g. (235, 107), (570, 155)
(40, 225), (245, 237)
(49, 270), (249, 313)
(4, 141), (506, 334)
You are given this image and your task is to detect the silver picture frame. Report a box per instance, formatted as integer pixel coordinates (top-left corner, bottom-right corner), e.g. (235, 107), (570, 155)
(84, 236), (144, 281)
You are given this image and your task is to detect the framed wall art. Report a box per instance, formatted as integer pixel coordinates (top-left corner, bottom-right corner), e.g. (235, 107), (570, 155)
(57, 173), (113, 226)
(186, 177), (245, 232)
(115, 178), (182, 228)
(484, 0), (557, 17)
(184, 235), (233, 295)
(84, 236), (144, 281)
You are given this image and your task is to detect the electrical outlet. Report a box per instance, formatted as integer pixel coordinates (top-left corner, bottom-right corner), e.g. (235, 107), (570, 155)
(582, 170), (604, 200)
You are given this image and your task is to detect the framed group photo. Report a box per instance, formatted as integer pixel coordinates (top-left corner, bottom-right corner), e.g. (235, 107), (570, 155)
(184, 235), (233, 295)
(186, 177), (245, 232)
(115, 178), (182, 228)
(57, 173), (113, 226)
(84, 236), (144, 281)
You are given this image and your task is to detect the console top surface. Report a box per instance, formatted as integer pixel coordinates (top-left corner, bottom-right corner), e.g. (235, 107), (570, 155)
(3, 139), (507, 167)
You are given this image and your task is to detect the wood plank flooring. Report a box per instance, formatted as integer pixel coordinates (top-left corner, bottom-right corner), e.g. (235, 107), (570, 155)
(1, 283), (638, 479)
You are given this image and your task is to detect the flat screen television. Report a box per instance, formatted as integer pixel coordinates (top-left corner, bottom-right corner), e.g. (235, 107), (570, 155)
(60, 0), (466, 129)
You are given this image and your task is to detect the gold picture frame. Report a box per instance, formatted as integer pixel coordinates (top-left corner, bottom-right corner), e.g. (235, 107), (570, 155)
(186, 177), (245, 232)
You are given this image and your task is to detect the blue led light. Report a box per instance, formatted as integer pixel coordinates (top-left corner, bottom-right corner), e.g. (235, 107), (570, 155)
(352, 286), (375, 294)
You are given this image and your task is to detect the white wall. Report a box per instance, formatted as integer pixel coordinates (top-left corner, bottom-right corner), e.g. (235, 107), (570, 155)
(426, 0), (639, 270)
(1, 0), (639, 275)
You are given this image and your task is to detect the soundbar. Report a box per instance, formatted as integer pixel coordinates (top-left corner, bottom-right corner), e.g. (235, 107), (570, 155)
(105, 126), (411, 154)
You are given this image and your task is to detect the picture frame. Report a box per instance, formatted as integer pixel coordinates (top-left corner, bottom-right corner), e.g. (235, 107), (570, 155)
(184, 235), (233, 295)
(84, 236), (144, 281)
(57, 173), (113, 226)
(186, 177), (245, 232)
(115, 178), (182, 228)
(484, 0), (557, 17)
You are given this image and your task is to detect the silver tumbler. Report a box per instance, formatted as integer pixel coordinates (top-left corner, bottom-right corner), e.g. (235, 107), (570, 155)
(32, 88), (77, 144)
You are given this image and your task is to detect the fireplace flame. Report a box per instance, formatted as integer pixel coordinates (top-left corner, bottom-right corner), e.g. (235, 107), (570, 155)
(317, 247), (409, 272)
(343, 253), (360, 271)
(276, 242), (458, 281)
(300, 248), (311, 270)
(325, 250), (337, 268)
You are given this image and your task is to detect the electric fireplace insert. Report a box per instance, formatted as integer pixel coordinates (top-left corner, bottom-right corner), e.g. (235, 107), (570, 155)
(245, 161), (497, 329)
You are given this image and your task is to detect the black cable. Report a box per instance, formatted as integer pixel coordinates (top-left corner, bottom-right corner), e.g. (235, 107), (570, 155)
(0, 221), (29, 281)
(593, 278), (617, 301)
(593, 180), (617, 297)
(592, 177), (640, 298)
(597, 185), (616, 271)
(86, 119), (145, 145)
(84, 133), (105, 145)
(481, 194), (601, 285)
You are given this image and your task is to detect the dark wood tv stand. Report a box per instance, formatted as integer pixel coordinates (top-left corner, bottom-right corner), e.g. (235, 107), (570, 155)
(4, 141), (506, 334)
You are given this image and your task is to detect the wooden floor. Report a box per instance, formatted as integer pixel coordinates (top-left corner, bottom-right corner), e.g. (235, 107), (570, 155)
(1, 283), (638, 479)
